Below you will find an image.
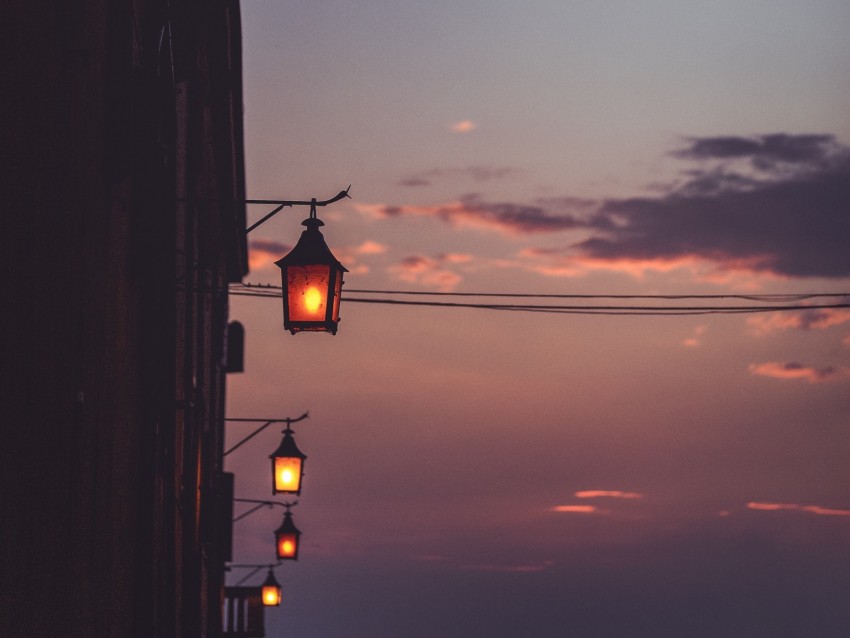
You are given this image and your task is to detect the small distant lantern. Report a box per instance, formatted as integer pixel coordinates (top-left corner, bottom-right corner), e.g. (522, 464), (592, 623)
(270, 426), (307, 495)
(261, 568), (282, 607)
(274, 508), (302, 561)
(275, 200), (348, 335)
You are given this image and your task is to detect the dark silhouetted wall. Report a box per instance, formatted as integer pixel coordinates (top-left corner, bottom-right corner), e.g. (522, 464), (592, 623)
(1, 2), (247, 636)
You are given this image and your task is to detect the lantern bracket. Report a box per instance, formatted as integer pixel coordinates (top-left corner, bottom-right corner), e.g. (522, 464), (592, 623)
(224, 413), (309, 457)
(246, 186), (351, 233)
(226, 563), (281, 587)
(233, 498), (298, 523)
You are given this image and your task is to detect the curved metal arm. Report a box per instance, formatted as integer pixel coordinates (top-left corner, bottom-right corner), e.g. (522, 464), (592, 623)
(245, 186), (351, 233)
(232, 498), (298, 523)
(223, 412), (309, 456)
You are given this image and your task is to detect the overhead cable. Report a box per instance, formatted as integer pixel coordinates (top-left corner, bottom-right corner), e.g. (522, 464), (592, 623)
(229, 283), (850, 317)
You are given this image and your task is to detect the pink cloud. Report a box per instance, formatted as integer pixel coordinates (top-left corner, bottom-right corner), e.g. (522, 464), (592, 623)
(574, 490), (644, 500)
(388, 255), (465, 291)
(519, 249), (739, 282)
(747, 308), (850, 335)
(681, 325), (707, 348)
(451, 120), (477, 133)
(748, 361), (844, 383)
(551, 505), (600, 514)
(442, 252), (473, 264)
(747, 502), (850, 517)
(248, 238), (290, 271)
(354, 240), (388, 255)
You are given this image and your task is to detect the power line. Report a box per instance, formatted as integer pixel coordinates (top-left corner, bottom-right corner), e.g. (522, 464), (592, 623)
(229, 283), (850, 317)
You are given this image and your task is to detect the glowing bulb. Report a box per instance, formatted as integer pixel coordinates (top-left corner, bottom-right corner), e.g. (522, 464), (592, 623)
(304, 286), (322, 313)
(280, 469), (293, 486)
(262, 587), (281, 606)
(281, 539), (294, 555)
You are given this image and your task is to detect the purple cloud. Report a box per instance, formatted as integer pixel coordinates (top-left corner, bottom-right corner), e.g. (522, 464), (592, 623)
(579, 135), (850, 278)
(675, 134), (841, 171)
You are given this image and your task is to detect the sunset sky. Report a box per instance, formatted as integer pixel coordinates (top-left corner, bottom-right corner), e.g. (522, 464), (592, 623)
(226, 2), (850, 636)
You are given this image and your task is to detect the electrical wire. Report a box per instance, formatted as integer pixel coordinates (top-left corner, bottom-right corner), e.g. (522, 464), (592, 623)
(228, 283), (850, 317)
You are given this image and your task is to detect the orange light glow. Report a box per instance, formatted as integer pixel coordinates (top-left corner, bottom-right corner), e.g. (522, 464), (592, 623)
(304, 286), (322, 313)
(286, 265), (330, 324)
(275, 457), (302, 493)
(262, 585), (281, 606)
(278, 536), (296, 558)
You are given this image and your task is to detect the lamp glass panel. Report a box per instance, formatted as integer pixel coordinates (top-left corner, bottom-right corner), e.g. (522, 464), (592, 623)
(287, 264), (331, 323)
(262, 585), (281, 606)
(277, 533), (298, 559)
(274, 456), (302, 493)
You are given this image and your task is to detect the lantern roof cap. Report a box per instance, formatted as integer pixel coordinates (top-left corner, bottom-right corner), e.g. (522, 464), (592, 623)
(262, 568), (281, 588)
(274, 510), (302, 535)
(275, 216), (348, 271)
(270, 430), (307, 460)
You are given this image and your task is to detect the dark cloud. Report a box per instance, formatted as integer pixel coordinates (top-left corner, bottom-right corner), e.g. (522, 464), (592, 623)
(449, 194), (583, 234)
(384, 134), (850, 278)
(579, 135), (850, 278)
(675, 133), (840, 171)
(534, 195), (599, 212)
(380, 205), (404, 217)
(372, 195), (584, 234)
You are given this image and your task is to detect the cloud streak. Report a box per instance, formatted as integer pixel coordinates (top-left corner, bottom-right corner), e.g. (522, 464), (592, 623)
(747, 502), (850, 517)
(748, 361), (844, 383)
(362, 195), (584, 235)
(747, 307), (850, 335)
(551, 505), (601, 514)
(574, 490), (643, 500)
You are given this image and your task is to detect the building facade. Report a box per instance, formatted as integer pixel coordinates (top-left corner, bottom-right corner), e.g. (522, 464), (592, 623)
(2, 2), (247, 636)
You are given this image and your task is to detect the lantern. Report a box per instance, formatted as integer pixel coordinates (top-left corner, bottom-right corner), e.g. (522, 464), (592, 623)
(275, 201), (348, 335)
(270, 427), (307, 495)
(274, 509), (302, 561)
(261, 569), (282, 607)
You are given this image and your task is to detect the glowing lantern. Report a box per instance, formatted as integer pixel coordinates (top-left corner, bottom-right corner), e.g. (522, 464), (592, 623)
(261, 569), (282, 607)
(274, 509), (302, 561)
(270, 426), (306, 495)
(275, 202), (348, 335)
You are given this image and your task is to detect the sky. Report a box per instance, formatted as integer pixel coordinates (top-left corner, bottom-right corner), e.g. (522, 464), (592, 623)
(225, 2), (850, 636)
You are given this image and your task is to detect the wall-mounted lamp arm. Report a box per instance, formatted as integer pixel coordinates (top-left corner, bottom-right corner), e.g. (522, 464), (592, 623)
(224, 413), (309, 456)
(232, 498), (298, 523)
(226, 563), (281, 586)
(245, 186), (351, 233)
